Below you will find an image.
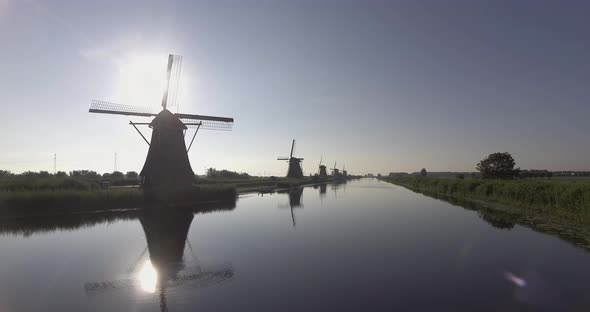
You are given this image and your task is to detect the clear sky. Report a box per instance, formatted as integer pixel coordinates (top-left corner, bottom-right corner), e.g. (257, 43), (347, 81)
(1, 0), (589, 175)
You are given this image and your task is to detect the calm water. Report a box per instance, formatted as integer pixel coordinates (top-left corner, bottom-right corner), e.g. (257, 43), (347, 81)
(1, 178), (590, 311)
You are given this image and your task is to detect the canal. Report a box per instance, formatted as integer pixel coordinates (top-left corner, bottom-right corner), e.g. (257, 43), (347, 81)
(1, 178), (589, 311)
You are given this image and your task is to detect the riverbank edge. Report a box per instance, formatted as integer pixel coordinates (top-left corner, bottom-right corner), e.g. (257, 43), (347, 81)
(0, 177), (357, 218)
(0, 185), (237, 219)
(379, 177), (590, 224)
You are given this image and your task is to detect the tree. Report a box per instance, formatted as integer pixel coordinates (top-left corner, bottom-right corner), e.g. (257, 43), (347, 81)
(456, 173), (465, 180)
(126, 171), (139, 179)
(70, 170), (100, 180)
(206, 168), (251, 179)
(476, 152), (520, 179)
(111, 171), (124, 179)
(420, 168), (427, 177)
(0, 170), (12, 178)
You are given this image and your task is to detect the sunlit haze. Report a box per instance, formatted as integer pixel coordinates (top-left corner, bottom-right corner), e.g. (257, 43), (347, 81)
(1, 0), (589, 175)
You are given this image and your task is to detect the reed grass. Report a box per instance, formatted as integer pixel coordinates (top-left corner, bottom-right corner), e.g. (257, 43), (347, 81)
(0, 185), (237, 217)
(381, 176), (590, 222)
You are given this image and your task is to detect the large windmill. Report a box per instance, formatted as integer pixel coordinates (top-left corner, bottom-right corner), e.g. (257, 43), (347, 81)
(89, 54), (234, 195)
(277, 139), (304, 178)
(342, 164), (348, 178)
(318, 156), (327, 178)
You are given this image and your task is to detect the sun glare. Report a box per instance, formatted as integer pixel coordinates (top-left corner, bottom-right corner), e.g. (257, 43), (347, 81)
(138, 260), (158, 293)
(115, 54), (168, 107)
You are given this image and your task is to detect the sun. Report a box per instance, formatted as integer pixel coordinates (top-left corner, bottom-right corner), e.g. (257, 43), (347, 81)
(114, 53), (168, 108)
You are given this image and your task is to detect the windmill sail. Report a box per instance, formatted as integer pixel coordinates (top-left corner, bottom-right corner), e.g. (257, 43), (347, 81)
(89, 101), (233, 131)
(166, 55), (183, 112)
(89, 100), (158, 117)
(161, 54), (183, 112)
(176, 113), (234, 131)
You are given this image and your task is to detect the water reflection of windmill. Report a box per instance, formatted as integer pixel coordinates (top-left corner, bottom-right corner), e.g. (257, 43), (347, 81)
(84, 210), (234, 312)
(313, 183), (327, 206)
(89, 54), (234, 195)
(319, 183), (327, 204)
(331, 180), (347, 199)
(277, 139), (304, 178)
(277, 188), (304, 227)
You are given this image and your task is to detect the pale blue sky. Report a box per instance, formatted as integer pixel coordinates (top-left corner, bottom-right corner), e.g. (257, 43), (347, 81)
(1, 0), (589, 175)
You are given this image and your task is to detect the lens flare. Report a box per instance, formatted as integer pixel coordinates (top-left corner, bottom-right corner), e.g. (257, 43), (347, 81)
(505, 271), (527, 288)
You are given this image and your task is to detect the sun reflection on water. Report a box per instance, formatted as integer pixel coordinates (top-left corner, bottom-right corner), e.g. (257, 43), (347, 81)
(138, 260), (158, 293)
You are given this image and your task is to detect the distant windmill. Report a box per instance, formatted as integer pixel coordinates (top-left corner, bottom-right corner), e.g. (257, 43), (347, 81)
(318, 156), (327, 178)
(88, 54), (234, 195)
(331, 161), (340, 177)
(277, 139), (304, 178)
(342, 164), (348, 178)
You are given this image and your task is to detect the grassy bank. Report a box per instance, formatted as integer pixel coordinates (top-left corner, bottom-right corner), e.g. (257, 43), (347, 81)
(0, 174), (344, 217)
(411, 188), (590, 251)
(0, 184), (236, 218)
(381, 176), (590, 223)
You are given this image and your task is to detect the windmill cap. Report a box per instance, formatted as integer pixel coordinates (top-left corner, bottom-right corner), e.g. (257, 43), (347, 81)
(149, 109), (187, 130)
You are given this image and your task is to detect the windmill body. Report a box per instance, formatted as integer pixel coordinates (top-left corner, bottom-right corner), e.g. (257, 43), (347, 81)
(140, 109), (194, 193)
(319, 165), (327, 178)
(88, 54), (233, 197)
(318, 156), (327, 178)
(277, 139), (304, 179)
(287, 158), (304, 178)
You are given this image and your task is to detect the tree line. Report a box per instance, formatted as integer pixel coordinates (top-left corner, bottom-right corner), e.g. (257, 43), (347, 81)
(0, 170), (140, 181)
(389, 152), (571, 180)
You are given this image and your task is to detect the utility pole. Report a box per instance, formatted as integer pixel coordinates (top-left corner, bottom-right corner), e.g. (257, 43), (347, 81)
(114, 153), (118, 173)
